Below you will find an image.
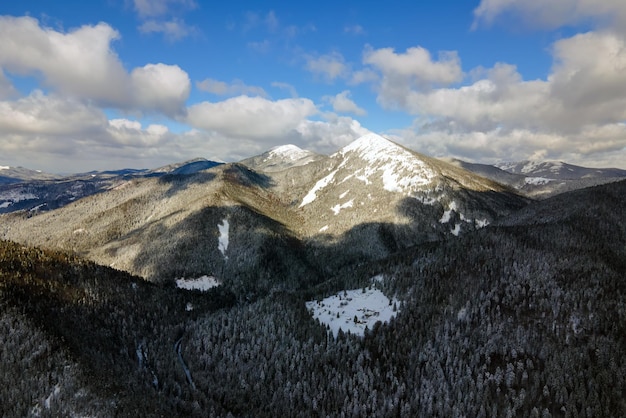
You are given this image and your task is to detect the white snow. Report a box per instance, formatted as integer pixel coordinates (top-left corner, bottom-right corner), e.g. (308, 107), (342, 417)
(524, 176), (554, 185)
(475, 218), (490, 228)
(218, 219), (229, 257)
(306, 287), (400, 338)
(339, 190), (349, 199)
(176, 276), (221, 291)
(439, 201), (457, 223)
(0, 190), (37, 203)
(331, 199), (354, 215)
(319, 225), (329, 232)
(300, 169), (338, 207)
(336, 133), (435, 193)
(268, 144), (310, 161)
(0, 165), (9, 170)
(451, 223), (461, 236)
(0, 202), (10, 209)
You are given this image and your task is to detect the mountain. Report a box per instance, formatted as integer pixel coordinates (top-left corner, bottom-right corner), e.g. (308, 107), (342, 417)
(0, 159), (222, 214)
(1, 179), (624, 417)
(0, 165), (60, 184)
(1, 134), (528, 289)
(496, 160), (626, 179)
(262, 134), (527, 269)
(448, 158), (626, 199)
(240, 144), (325, 172)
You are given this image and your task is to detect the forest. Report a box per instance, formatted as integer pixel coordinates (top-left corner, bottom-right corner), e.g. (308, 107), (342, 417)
(0, 180), (625, 417)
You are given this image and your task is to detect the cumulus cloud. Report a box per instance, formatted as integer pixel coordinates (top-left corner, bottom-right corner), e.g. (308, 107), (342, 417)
(473, 0), (626, 32)
(0, 17), (190, 116)
(186, 96), (318, 140)
(326, 90), (367, 116)
(362, 45), (463, 110)
(353, 25), (626, 168)
(0, 16), (129, 105)
(196, 78), (268, 97)
(305, 52), (349, 81)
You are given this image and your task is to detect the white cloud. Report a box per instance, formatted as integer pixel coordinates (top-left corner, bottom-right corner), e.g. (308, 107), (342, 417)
(133, 0), (197, 18)
(196, 78), (268, 97)
(130, 63), (191, 116)
(305, 52), (349, 81)
(132, 0), (198, 41)
(138, 18), (196, 42)
(271, 82), (298, 98)
(326, 90), (367, 116)
(0, 17), (191, 116)
(0, 91), (106, 137)
(362, 45), (463, 110)
(473, 0), (626, 32)
(359, 31), (626, 168)
(0, 16), (130, 105)
(186, 96), (318, 140)
(0, 69), (17, 99)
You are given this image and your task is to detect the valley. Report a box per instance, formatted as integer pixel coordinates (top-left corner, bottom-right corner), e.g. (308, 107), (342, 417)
(1, 134), (625, 417)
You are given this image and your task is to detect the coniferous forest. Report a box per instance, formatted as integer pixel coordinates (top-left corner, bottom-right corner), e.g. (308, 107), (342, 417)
(1, 180), (625, 417)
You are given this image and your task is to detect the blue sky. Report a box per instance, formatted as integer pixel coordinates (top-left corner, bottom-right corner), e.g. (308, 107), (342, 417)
(1, 0), (626, 172)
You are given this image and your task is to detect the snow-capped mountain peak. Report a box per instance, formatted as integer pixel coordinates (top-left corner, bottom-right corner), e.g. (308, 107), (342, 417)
(334, 133), (436, 192)
(268, 144), (310, 161)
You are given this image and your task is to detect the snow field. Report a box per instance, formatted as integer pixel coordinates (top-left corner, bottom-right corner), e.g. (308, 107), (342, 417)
(306, 287), (400, 338)
(176, 275), (221, 291)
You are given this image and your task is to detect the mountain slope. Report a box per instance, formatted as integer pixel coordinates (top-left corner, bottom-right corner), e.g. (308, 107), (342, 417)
(0, 134), (529, 287)
(448, 158), (626, 199)
(2, 181), (624, 417)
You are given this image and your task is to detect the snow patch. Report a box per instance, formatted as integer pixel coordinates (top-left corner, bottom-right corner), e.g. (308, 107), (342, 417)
(451, 223), (461, 236)
(339, 190), (349, 199)
(176, 276), (221, 291)
(475, 218), (490, 228)
(0, 202), (10, 209)
(319, 225), (329, 232)
(218, 219), (229, 258)
(439, 201), (457, 223)
(0, 165), (9, 170)
(524, 176), (554, 185)
(306, 287), (400, 338)
(300, 169), (338, 207)
(331, 199), (354, 215)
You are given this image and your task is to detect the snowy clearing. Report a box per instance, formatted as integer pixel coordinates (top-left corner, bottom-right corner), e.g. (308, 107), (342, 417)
(218, 219), (229, 257)
(439, 201), (457, 223)
(176, 276), (221, 291)
(306, 287), (400, 338)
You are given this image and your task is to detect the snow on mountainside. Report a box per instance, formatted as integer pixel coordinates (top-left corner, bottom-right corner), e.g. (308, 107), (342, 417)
(496, 160), (626, 180)
(290, 133), (525, 244)
(241, 144), (324, 172)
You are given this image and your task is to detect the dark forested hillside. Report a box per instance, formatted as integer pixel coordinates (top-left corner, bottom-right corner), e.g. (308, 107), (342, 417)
(0, 181), (625, 417)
